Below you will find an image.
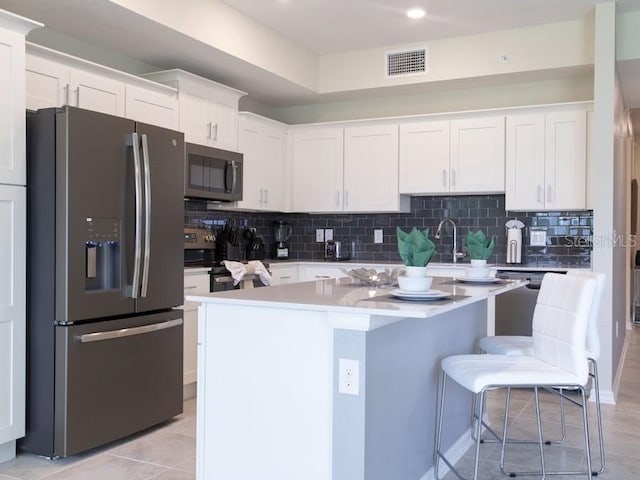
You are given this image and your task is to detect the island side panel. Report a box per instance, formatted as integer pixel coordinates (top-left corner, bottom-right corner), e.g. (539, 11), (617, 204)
(331, 301), (486, 480)
(197, 303), (333, 480)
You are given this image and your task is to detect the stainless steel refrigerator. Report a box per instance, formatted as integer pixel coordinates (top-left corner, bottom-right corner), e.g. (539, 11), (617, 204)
(24, 106), (185, 458)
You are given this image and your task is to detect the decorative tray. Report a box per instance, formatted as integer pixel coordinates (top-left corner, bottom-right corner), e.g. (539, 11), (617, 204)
(341, 267), (405, 287)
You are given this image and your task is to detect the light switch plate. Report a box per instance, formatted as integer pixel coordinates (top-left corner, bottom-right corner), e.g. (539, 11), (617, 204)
(374, 229), (384, 244)
(324, 229), (334, 241)
(530, 229), (547, 247)
(315, 229), (325, 242)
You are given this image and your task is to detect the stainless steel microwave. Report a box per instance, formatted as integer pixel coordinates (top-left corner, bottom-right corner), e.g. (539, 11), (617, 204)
(184, 143), (243, 201)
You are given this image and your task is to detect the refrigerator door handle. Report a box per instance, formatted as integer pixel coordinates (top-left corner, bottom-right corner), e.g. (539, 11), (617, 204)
(140, 134), (152, 297)
(128, 132), (143, 298)
(75, 318), (183, 343)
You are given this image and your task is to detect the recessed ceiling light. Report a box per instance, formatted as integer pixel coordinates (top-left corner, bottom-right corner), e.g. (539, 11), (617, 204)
(407, 8), (426, 19)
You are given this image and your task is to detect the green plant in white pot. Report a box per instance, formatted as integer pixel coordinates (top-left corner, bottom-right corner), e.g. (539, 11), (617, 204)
(396, 227), (436, 278)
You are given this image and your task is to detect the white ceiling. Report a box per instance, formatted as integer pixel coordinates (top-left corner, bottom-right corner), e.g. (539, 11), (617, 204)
(222, 0), (620, 55)
(2, 0), (640, 108)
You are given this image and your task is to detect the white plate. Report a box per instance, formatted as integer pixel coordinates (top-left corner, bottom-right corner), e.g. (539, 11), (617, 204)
(390, 289), (450, 300)
(456, 276), (502, 284)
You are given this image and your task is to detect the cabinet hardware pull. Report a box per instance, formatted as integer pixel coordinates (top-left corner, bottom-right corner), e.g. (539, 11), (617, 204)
(264, 188), (268, 204)
(442, 169), (447, 187)
(451, 169), (456, 187)
(63, 85), (69, 106)
(316, 275), (331, 279)
(212, 123), (218, 141)
(184, 286), (197, 290)
(336, 191), (340, 206)
(345, 190), (349, 207)
(281, 276), (291, 279)
(547, 185), (553, 203)
(207, 122), (212, 139)
(537, 185), (543, 203)
(259, 188), (263, 203)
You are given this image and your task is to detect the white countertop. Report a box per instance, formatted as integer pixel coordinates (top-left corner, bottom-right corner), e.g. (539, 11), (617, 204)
(187, 276), (527, 319)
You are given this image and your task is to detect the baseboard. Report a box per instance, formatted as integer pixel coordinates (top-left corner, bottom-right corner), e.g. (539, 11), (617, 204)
(419, 427), (475, 480)
(609, 331), (631, 404)
(183, 381), (197, 400)
(0, 440), (16, 464)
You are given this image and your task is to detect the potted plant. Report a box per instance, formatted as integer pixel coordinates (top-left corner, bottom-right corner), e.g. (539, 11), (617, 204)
(396, 227), (436, 278)
(464, 229), (496, 268)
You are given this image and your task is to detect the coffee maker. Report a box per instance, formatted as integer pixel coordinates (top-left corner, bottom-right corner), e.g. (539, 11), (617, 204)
(273, 220), (292, 259)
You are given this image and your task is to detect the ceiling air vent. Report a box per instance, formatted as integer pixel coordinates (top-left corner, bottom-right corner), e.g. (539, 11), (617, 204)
(386, 47), (429, 77)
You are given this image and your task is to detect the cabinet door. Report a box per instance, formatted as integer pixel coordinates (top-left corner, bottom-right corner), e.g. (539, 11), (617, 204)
(260, 124), (286, 211)
(450, 116), (505, 193)
(183, 271), (210, 386)
(210, 101), (239, 151)
(26, 54), (69, 111)
(505, 114), (546, 210)
(545, 110), (587, 210)
(69, 69), (125, 116)
(344, 124), (400, 212)
(0, 186), (26, 444)
(125, 84), (178, 130)
(399, 121), (450, 194)
(180, 92), (212, 146)
(1, 31), (27, 185)
(237, 117), (262, 210)
(292, 128), (344, 212)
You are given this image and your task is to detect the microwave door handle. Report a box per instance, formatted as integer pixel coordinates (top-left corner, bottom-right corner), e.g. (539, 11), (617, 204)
(231, 160), (238, 193)
(140, 133), (152, 297)
(127, 132), (143, 298)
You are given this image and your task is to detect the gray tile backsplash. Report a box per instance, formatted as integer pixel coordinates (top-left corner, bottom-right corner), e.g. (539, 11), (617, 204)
(185, 195), (592, 267)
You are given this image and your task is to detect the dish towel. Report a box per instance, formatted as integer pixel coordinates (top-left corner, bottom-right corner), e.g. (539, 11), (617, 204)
(222, 260), (272, 287)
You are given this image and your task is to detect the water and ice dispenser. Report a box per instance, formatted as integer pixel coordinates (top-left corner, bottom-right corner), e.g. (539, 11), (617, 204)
(85, 218), (120, 291)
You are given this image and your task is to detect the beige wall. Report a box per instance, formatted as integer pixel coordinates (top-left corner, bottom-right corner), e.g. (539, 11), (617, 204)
(268, 76), (594, 125)
(319, 18), (594, 94)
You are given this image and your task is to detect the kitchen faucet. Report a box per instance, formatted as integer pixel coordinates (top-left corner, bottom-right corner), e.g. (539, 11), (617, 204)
(434, 218), (465, 263)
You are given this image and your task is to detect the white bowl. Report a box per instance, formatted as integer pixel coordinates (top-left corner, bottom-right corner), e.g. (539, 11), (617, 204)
(465, 267), (490, 278)
(397, 275), (433, 292)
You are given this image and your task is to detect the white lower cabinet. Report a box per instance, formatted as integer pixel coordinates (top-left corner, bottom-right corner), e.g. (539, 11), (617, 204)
(0, 186), (26, 456)
(269, 265), (299, 286)
(182, 270), (211, 394)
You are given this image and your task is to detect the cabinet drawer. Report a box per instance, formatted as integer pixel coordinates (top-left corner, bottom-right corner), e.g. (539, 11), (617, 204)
(183, 271), (210, 308)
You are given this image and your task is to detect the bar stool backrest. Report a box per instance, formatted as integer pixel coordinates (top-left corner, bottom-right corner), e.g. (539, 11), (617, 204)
(566, 270), (606, 361)
(532, 273), (596, 384)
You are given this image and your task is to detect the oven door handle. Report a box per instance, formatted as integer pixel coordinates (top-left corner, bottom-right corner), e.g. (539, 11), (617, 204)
(75, 318), (183, 344)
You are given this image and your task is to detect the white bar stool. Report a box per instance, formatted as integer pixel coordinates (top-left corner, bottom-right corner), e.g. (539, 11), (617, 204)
(477, 270), (606, 475)
(433, 273), (597, 480)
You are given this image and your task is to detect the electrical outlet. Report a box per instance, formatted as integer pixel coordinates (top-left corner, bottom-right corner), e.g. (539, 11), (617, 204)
(530, 229), (547, 247)
(315, 229), (325, 242)
(338, 358), (359, 395)
(325, 229), (334, 241)
(374, 229), (383, 244)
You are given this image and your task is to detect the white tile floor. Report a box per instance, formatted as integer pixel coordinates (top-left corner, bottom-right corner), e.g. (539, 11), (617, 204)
(2, 328), (640, 479)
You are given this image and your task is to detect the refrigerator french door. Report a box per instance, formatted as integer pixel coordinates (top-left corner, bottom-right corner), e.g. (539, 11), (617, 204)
(25, 106), (185, 457)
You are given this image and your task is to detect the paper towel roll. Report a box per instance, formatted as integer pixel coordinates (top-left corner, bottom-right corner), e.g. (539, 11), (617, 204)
(506, 228), (522, 264)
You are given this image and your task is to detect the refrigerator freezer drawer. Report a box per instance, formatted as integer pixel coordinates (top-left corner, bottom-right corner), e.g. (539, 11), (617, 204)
(53, 310), (183, 457)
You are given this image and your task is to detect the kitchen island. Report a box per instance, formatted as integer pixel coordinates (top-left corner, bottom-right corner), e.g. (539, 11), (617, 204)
(187, 276), (526, 480)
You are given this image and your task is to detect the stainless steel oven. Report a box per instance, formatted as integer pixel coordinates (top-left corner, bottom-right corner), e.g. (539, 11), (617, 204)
(185, 142), (243, 201)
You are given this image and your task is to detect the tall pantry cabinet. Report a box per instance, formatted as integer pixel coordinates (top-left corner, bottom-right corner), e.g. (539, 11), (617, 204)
(0, 9), (41, 463)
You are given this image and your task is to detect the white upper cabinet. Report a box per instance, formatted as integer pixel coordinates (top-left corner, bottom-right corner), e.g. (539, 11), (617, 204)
(68, 69), (125, 116)
(399, 120), (450, 194)
(450, 116), (505, 193)
(142, 69), (246, 151)
(292, 127), (344, 212)
(343, 124), (405, 212)
(505, 109), (586, 211)
(292, 123), (409, 213)
(2, 16), (40, 186)
(399, 116), (505, 195)
(124, 84), (178, 130)
(25, 44), (178, 129)
(26, 54), (69, 111)
(237, 113), (287, 212)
